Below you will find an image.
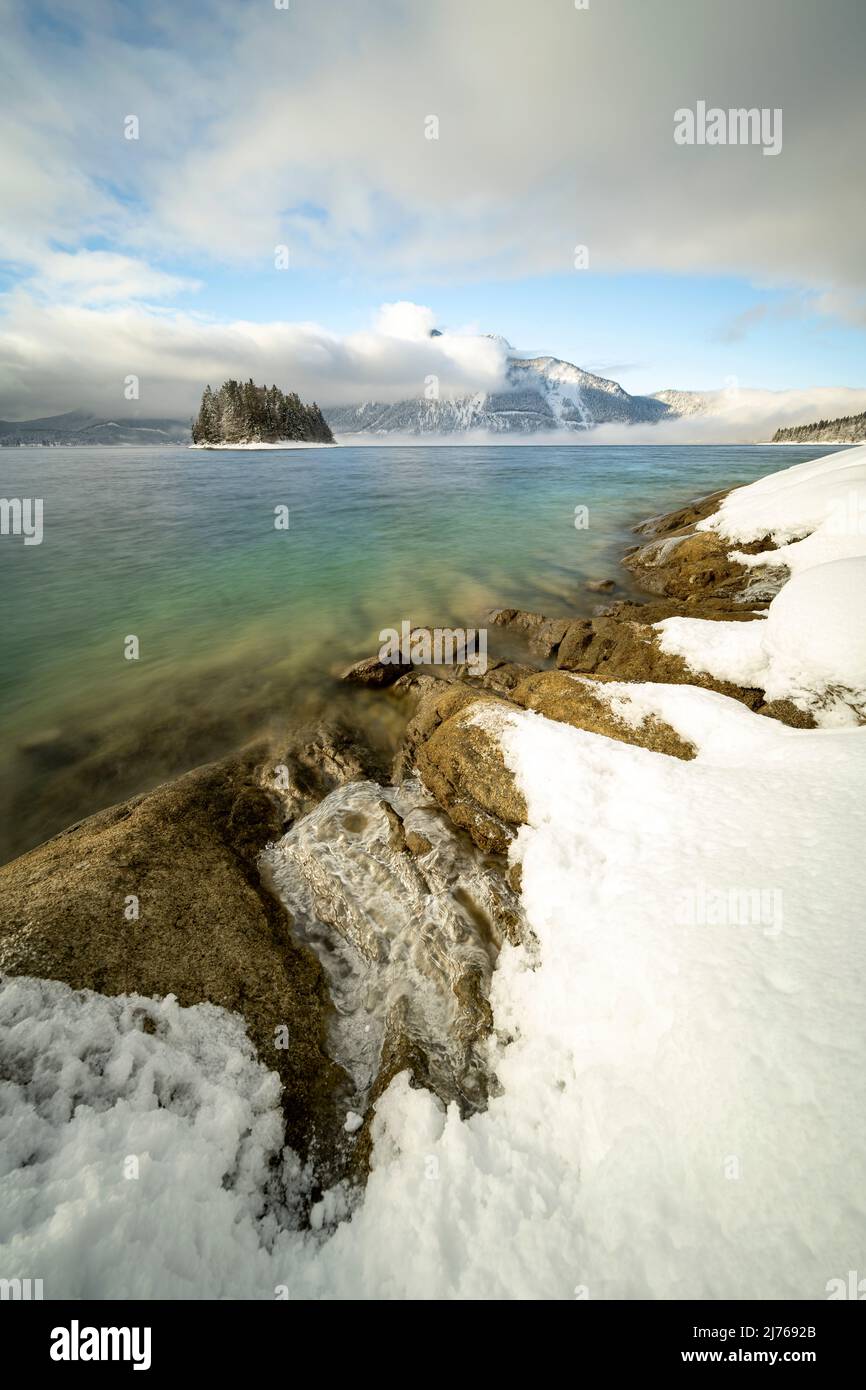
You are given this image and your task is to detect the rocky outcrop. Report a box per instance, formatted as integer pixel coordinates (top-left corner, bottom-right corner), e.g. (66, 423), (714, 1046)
(511, 671), (696, 759)
(623, 493), (785, 607)
(0, 721), (387, 1176)
(489, 608), (572, 657)
(553, 613), (766, 710)
(411, 691), (524, 855)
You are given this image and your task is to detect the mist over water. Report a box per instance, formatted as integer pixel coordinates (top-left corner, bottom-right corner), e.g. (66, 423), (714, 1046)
(0, 442), (844, 862)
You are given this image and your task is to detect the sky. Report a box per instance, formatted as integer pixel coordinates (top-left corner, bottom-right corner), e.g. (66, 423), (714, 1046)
(0, 0), (864, 422)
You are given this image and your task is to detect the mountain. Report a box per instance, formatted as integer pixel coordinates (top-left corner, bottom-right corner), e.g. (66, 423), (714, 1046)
(0, 411), (190, 446)
(192, 380), (334, 446)
(772, 412), (866, 444)
(324, 355), (670, 436)
(651, 389), (719, 417)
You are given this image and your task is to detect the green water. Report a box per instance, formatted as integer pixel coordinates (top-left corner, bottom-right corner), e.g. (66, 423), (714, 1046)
(0, 442), (845, 861)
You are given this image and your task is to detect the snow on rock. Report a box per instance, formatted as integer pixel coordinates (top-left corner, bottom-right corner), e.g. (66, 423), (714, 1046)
(0, 978), (300, 1298)
(3, 442), (865, 1300)
(656, 444), (866, 723)
(7, 678), (863, 1300)
(700, 440), (866, 569)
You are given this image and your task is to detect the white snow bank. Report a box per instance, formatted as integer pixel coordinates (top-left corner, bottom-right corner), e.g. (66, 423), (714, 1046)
(0, 979), (305, 1298)
(700, 441), (866, 580)
(4, 681), (865, 1299)
(3, 442), (865, 1300)
(656, 444), (866, 723)
(658, 561), (866, 724)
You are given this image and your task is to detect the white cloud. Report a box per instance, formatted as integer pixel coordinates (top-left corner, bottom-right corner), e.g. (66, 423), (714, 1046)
(1, 0), (864, 295)
(0, 296), (508, 419)
(32, 251), (201, 305)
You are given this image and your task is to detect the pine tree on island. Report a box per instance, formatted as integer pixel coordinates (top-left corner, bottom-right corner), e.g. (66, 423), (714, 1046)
(192, 379), (334, 444)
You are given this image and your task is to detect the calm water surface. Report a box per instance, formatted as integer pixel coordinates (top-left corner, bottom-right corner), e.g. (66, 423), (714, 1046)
(0, 443), (845, 860)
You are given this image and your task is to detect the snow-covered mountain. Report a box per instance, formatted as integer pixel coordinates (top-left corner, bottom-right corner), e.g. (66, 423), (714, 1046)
(324, 354), (670, 436)
(0, 411), (190, 446)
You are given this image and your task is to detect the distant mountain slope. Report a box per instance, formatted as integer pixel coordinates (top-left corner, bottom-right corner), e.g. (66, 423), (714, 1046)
(651, 389), (718, 417)
(325, 354), (670, 436)
(772, 412), (866, 444)
(0, 412), (190, 446)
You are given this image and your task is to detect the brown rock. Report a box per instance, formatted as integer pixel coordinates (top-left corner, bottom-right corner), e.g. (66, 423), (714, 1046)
(0, 747), (350, 1168)
(415, 700), (527, 855)
(555, 614), (766, 711)
(512, 670), (695, 759)
(341, 654), (410, 688)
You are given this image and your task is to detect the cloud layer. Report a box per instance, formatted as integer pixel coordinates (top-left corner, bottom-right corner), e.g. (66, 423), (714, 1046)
(0, 296), (507, 419)
(0, 0), (864, 419)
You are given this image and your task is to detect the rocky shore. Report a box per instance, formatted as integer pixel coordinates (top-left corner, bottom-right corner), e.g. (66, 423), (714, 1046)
(0, 465), (853, 1209)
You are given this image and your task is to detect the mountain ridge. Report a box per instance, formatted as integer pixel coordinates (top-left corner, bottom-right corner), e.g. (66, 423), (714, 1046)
(323, 353), (670, 435)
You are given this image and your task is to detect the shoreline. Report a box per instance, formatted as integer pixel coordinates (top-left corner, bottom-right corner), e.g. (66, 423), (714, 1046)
(2, 442), (865, 1297)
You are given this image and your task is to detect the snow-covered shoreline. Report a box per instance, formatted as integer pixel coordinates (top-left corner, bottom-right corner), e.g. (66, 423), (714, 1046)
(2, 442), (864, 1299)
(189, 439), (339, 450)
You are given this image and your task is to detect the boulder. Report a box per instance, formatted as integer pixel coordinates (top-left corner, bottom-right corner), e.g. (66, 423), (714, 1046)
(512, 670), (696, 759)
(414, 698), (527, 855)
(555, 615), (766, 710)
(0, 735), (384, 1169)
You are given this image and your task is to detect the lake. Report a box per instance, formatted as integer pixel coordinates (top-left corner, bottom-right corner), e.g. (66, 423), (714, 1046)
(0, 442), (844, 861)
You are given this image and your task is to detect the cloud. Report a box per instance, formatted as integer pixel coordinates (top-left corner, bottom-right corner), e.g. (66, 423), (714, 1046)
(1, 0), (865, 298)
(0, 296), (507, 419)
(592, 387), (866, 444)
(31, 251), (202, 305)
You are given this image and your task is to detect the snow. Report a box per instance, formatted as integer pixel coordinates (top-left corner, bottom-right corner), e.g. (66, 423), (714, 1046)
(188, 440), (338, 450)
(2, 442), (864, 1300)
(656, 443), (866, 723)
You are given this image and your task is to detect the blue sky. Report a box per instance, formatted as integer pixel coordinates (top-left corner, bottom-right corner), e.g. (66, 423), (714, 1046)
(0, 0), (864, 421)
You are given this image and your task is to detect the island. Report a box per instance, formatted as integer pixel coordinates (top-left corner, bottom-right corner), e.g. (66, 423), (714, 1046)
(191, 379), (335, 446)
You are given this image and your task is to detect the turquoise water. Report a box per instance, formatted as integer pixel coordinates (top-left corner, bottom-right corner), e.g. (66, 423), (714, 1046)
(0, 442), (846, 860)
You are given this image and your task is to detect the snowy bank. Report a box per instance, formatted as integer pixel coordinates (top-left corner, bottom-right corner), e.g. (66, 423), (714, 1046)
(2, 442), (865, 1300)
(656, 443), (866, 724)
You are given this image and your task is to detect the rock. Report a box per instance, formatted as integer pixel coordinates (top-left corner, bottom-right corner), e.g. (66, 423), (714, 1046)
(469, 660), (539, 696)
(395, 680), (496, 780)
(266, 717), (389, 824)
(261, 777), (526, 1130)
(586, 579), (616, 593)
(341, 654), (410, 688)
(414, 699), (527, 854)
(623, 526), (753, 602)
(511, 670), (695, 759)
(555, 614), (766, 711)
(488, 607), (570, 657)
(405, 830), (433, 856)
(756, 699), (817, 729)
(632, 488), (731, 539)
(623, 489), (785, 608)
(0, 746), (348, 1168)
